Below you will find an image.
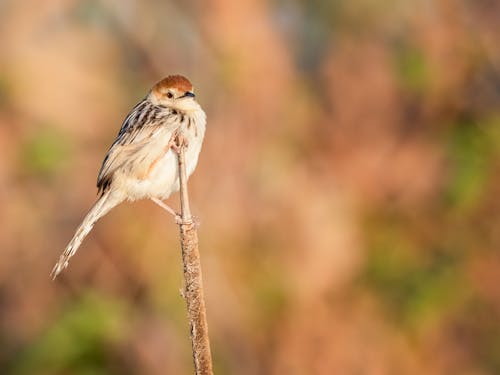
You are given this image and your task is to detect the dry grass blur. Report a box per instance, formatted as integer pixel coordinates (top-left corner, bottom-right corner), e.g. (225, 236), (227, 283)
(1, 0), (500, 374)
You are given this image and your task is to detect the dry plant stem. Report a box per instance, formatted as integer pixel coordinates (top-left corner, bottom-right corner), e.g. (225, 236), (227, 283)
(176, 139), (213, 375)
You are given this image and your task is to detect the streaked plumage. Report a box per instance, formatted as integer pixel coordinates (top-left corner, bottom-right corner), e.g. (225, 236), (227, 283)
(51, 75), (206, 279)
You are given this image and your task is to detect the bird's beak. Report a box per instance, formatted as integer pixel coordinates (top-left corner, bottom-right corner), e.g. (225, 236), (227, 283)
(181, 91), (195, 99)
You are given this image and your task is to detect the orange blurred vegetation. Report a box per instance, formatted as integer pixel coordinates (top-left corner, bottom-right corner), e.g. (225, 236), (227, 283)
(1, 0), (499, 374)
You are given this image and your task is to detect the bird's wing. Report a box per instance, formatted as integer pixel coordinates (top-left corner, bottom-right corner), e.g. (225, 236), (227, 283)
(96, 99), (180, 194)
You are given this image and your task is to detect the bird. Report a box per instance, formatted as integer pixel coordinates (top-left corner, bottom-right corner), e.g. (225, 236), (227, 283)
(51, 75), (206, 279)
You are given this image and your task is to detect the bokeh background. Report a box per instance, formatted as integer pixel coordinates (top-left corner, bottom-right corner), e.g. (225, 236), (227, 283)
(1, 0), (499, 374)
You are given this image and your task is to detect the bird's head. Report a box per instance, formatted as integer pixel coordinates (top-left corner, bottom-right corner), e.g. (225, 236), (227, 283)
(150, 75), (199, 112)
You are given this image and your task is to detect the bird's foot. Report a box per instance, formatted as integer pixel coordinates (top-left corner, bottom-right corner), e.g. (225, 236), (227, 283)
(151, 198), (180, 221)
(169, 132), (189, 154)
(176, 215), (200, 227)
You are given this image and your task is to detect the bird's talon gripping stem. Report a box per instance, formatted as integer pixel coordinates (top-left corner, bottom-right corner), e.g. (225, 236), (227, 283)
(152, 198), (180, 222)
(180, 216), (200, 227)
(170, 132), (189, 154)
(170, 139), (181, 154)
(166, 132), (180, 154)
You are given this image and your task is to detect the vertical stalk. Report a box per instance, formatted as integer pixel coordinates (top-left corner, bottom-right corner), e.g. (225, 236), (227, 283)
(176, 140), (213, 375)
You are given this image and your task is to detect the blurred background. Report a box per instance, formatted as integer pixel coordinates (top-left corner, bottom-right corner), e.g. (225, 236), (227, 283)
(1, 0), (499, 374)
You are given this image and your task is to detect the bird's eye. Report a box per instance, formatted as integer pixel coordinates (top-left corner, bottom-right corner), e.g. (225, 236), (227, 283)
(166, 92), (174, 99)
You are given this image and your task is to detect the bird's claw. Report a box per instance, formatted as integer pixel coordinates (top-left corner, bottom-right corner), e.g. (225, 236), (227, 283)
(175, 215), (200, 227)
(169, 132), (189, 154)
(170, 142), (181, 154)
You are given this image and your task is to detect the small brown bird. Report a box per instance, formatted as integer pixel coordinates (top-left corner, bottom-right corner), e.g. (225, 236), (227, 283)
(51, 75), (206, 279)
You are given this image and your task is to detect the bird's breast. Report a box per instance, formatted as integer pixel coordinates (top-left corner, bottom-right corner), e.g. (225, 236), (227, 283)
(120, 109), (206, 201)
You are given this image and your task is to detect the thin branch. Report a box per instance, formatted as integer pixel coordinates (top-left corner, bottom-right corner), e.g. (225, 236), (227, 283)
(176, 138), (213, 375)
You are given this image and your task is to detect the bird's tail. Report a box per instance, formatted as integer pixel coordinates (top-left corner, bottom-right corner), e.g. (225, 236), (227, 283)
(51, 191), (122, 279)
